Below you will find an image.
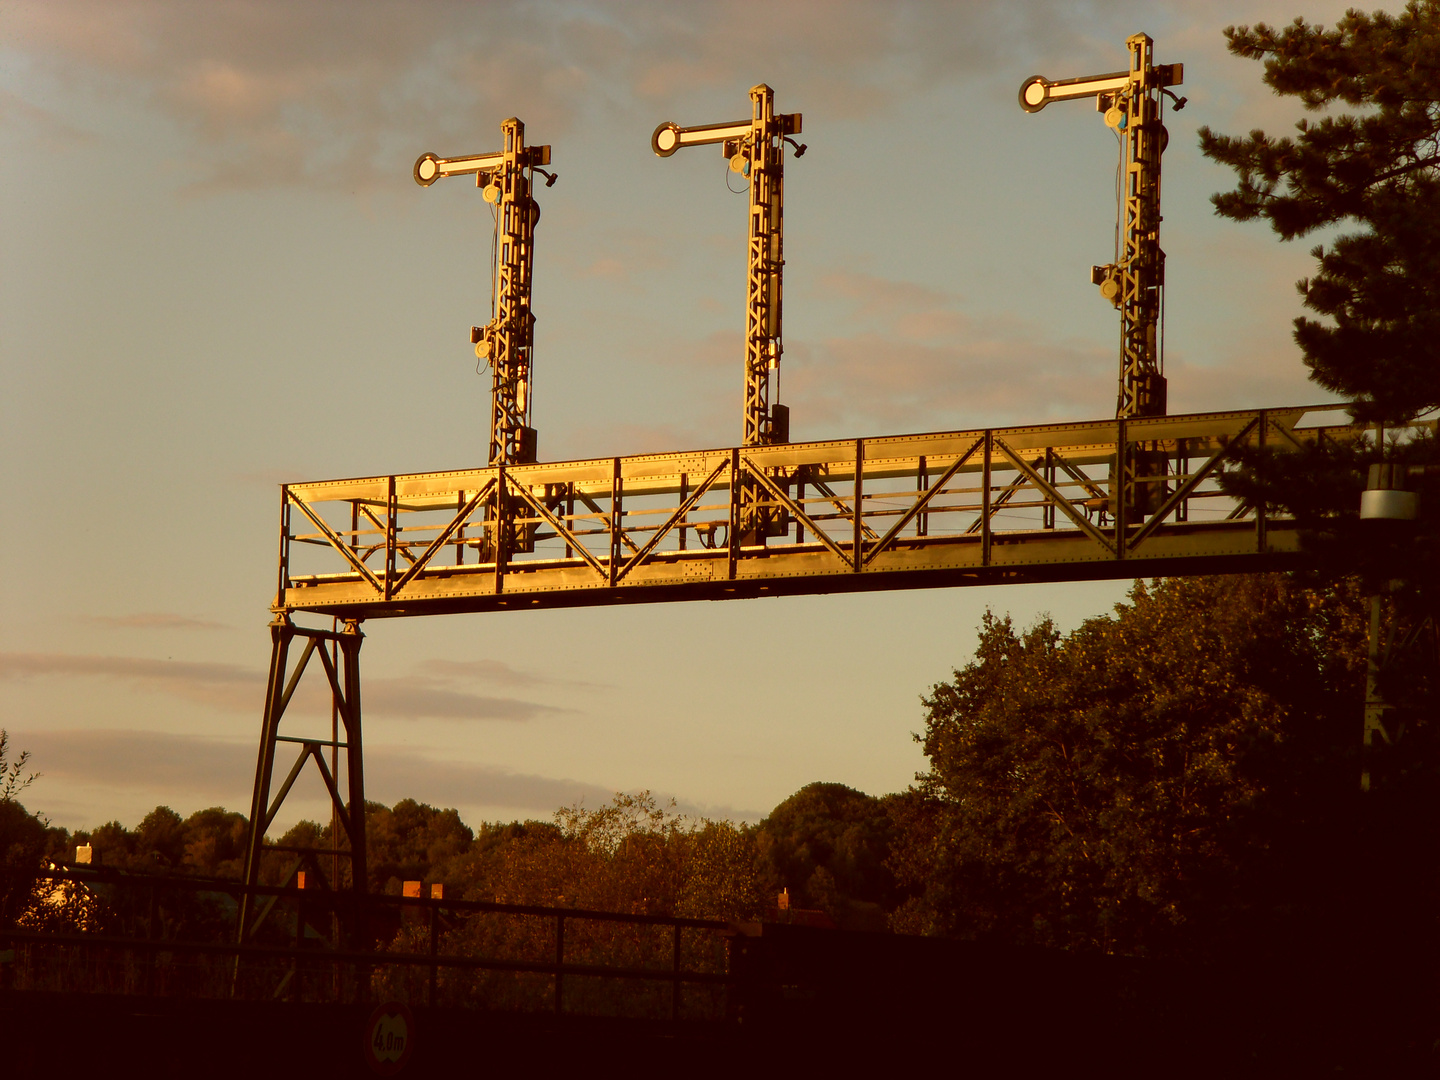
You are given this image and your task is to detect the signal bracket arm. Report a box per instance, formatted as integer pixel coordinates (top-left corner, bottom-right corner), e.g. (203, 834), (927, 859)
(651, 114), (802, 157)
(1018, 63), (1182, 113)
(414, 144), (552, 186)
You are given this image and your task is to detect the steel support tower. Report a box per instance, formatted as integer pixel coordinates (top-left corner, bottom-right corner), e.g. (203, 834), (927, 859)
(237, 617), (367, 947)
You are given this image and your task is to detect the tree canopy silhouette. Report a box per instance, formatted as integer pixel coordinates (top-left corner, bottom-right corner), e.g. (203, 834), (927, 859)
(890, 575), (1438, 962)
(1199, 3), (1440, 422)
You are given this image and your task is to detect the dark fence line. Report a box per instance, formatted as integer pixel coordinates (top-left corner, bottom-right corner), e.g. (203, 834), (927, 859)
(32, 865), (734, 927)
(3, 869), (739, 1023)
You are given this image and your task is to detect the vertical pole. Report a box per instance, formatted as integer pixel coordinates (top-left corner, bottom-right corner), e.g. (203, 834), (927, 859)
(678, 473), (689, 551)
(428, 902), (439, 1007)
(145, 883), (157, 997)
(609, 457), (622, 587)
(728, 449), (740, 580)
(1362, 593), (1391, 792)
(554, 914), (565, 1017)
(738, 84), (792, 540)
(1255, 411), (1268, 552)
(489, 118), (541, 468)
(384, 475), (397, 602)
(852, 439), (864, 571)
(276, 487), (291, 608)
(564, 485), (575, 559)
(1116, 33), (1166, 421)
(981, 432), (992, 566)
(1177, 439), (1189, 523)
(330, 620), (341, 892)
(456, 491), (466, 565)
(292, 884), (304, 1001)
(1043, 448), (1055, 530)
(671, 923), (682, 1023)
(743, 84), (782, 450)
(238, 616), (295, 943)
(917, 456), (929, 538)
(330, 625), (341, 991)
(339, 620), (368, 921)
(495, 463), (508, 595)
(795, 468), (807, 544)
(1115, 419), (1128, 557)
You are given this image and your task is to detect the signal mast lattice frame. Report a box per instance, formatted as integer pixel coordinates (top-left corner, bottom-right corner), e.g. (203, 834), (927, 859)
(653, 85), (804, 541)
(414, 119), (555, 468)
(652, 84), (803, 450)
(1020, 33), (1184, 421)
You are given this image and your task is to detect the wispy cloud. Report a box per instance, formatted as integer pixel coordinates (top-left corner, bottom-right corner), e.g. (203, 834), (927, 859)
(89, 612), (226, 631)
(11, 728), (760, 822)
(0, 654), (257, 716)
(777, 270), (1113, 435)
(417, 658), (602, 692)
(0, 652), (569, 721)
(362, 677), (565, 722)
(3, 1), (1104, 192)
(17, 728), (253, 795)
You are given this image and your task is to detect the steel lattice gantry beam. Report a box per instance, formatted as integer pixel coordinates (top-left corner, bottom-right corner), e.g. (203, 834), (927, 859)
(271, 404), (1380, 620)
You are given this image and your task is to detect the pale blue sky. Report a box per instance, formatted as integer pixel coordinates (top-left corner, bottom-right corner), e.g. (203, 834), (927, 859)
(1, 0), (1368, 831)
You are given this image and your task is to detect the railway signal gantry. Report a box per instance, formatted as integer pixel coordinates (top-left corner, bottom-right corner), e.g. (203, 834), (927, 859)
(237, 35), (1406, 936)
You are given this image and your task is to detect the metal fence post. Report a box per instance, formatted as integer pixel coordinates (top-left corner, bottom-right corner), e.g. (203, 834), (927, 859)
(554, 914), (565, 1016)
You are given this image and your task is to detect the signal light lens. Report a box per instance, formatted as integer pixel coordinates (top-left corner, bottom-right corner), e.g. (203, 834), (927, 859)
(652, 123), (681, 157)
(414, 153), (440, 186)
(1019, 77), (1048, 112)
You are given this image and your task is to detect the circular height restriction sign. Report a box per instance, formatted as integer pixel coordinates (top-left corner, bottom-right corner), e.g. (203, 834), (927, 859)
(363, 1001), (415, 1075)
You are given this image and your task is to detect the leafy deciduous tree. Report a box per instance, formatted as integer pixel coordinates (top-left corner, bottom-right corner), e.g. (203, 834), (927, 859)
(889, 575), (1431, 961)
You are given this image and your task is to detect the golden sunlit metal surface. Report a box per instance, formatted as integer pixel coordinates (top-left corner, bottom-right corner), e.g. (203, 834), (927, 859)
(653, 85), (804, 542)
(270, 403), (1390, 620)
(1021, 34), (1184, 422)
(651, 88), (803, 452)
(413, 120), (553, 471)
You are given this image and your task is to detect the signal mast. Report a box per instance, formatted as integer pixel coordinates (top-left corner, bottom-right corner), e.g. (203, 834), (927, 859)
(414, 118), (556, 467)
(652, 84), (805, 450)
(1020, 34), (1185, 420)
(652, 84), (805, 540)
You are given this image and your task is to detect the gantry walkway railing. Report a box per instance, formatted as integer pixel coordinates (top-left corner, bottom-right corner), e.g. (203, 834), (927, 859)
(274, 404), (1365, 618)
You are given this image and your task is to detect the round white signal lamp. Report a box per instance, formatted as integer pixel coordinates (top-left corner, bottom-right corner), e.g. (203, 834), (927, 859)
(482, 182), (502, 204)
(1019, 77), (1049, 112)
(414, 153), (441, 186)
(652, 123), (681, 157)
